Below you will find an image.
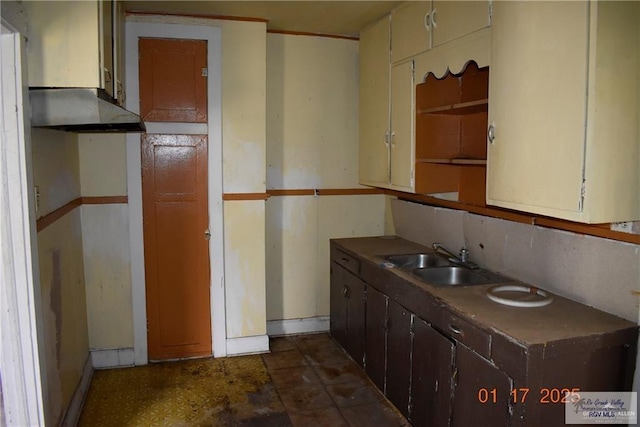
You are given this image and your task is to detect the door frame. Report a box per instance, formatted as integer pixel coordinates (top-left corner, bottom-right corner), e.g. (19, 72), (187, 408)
(0, 22), (47, 425)
(125, 21), (225, 363)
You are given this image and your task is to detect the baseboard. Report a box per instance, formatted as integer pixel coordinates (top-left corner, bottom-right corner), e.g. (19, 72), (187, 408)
(226, 335), (269, 356)
(91, 347), (135, 369)
(266, 316), (330, 336)
(61, 354), (93, 427)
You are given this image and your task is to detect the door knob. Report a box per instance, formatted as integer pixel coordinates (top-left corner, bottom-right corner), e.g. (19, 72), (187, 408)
(204, 229), (211, 240)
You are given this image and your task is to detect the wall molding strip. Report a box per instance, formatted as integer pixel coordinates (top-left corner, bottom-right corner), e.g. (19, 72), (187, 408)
(226, 335), (270, 356)
(223, 193), (269, 201)
(266, 188), (385, 197)
(35, 198), (82, 232)
(60, 355), (93, 427)
(36, 196), (129, 232)
(266, 316), (330, 336)
(81, 196), (128, 205)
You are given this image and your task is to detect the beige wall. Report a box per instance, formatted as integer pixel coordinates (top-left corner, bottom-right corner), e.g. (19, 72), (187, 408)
(31, 129), (89, 425)
(77, 134), (133, 352)
(265, 33), (386, 322)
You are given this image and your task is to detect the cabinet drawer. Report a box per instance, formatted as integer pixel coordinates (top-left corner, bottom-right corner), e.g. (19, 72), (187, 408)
(333, 249), (360, 275)
(440, 311), (491, 358)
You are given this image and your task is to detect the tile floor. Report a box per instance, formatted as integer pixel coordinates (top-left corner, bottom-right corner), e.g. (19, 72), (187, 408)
(79, 333), (408, 426)
(265, 333), (408, 426)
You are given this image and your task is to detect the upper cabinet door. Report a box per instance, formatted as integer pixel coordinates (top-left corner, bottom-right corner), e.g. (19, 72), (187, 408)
(359, 16), (391, 187)
(487, 1), (640, 223)
(486, 1), (589, 216)
(391, 1), (432, 64)
(100, 0), (115, 97)
(431, 1), (491, 48)
(392, 1), (491, 64)
(390, 60), (415, 191)
(26, 1), (102, 89)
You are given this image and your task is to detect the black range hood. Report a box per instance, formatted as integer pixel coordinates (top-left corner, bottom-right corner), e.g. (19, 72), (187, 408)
(29, 88), (145, 133)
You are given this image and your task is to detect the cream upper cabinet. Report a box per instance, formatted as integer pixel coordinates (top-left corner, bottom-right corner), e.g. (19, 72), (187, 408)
(392, 1), (491, 64)
(25, 0), (118, 98)
(487, 1), (640, 223)
(431, 1), (492, 47)
(390, 60), (415, 191)
(391, 1), (432, 64)
(359, 16), (391, 187)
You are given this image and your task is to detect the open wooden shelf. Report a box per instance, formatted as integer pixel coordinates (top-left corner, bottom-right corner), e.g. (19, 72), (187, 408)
(417, 99), (488, 115)
(415, 61), (489, 205)
(416, 158), (487, 165)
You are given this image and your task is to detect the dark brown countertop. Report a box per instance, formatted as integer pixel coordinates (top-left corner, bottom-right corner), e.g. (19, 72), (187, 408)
(332, 236), (637, 347)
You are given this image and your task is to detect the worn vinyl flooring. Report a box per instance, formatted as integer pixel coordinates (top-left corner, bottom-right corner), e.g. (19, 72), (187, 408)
(79, 333), (409, 426)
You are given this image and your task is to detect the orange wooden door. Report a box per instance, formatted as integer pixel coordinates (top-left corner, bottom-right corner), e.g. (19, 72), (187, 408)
(139, 37), (208, 123)
(142, 134), (211, 360)
(139, 37), (211, 360)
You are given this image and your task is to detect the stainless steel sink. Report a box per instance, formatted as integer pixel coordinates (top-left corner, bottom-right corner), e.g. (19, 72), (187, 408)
(385, 253), (451, 269)
(413, 266), (507, 286)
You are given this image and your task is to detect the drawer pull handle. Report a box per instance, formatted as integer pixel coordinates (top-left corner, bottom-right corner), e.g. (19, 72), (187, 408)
(449, 324), (463, 336)
(343, 285), (351, 299)
(341, 257), (350, 263)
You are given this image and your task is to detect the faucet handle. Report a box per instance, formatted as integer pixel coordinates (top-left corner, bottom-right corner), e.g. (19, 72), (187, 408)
(459, 248), (469, 263)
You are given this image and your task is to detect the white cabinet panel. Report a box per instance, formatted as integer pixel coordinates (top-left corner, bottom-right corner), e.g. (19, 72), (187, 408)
(390, 61), (415, 191)
(359, 17), (391, 187)
(432, 1), (491, 47)
(487, 1), (640, 223)
(25, 0), (120, 97)
(391, 1), (432, 64)
(392, 1), (491, 64)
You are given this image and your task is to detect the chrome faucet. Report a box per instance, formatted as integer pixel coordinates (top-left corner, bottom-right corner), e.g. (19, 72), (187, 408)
(432, 243), (478, 269)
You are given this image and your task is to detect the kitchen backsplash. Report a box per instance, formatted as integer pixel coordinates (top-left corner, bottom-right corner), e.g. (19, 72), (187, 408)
(390, 198), (640, 324)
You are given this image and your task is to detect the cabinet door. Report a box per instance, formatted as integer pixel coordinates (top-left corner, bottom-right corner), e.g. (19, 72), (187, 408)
(113, 0), (126, 105)
(390, 61), (415, 191)
(330, 263), (349, 349)
(451, 344), (511, 426)
(386, 300), (412, 418)
(486, 2), (589, 216)
(359, 16), (391, 187)
(391, 1), (432, 63)
(411, 317), (454, 427)
(431, 1), (491, 47)
(100, 0), (115, 97)
(345, 274), (366, 367)
(365, 286), (388, 390)
(330, 263), (366, 366)
(25, 1), (102, 89)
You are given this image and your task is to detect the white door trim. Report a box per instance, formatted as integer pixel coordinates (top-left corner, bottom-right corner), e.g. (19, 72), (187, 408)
(125, 21), (226, 364)
(0, 26), (46, 426)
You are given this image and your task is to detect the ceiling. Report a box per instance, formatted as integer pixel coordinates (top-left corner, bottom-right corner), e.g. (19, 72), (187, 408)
(123, 1), (402, 37)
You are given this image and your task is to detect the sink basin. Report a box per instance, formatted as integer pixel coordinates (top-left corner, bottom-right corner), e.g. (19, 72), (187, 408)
(413, 266), (505, 286)
(385, 253), (450, 269)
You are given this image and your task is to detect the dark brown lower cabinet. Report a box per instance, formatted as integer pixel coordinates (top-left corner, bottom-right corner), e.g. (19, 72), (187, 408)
(451, 344), (512, 426)
(329, 262), (365, 367)
(365, 286), (387, 390)
(386, 300), (412, 417)
(411, 317), (455, 427)
(330, 239), (638, 427)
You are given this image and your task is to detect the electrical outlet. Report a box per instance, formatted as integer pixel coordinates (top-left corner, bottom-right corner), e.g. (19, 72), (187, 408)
(34, 186), (40, 213)
(610, 222), (633, 233)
